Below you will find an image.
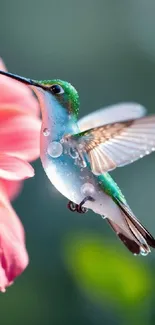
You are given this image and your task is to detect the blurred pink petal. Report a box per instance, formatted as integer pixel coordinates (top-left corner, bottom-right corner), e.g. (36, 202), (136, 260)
(0, 154), (34, 180)
(1, 179), (23, 201)
(0, 59), (39, 116)
(0, 114), (41, 161)
(0, 187), (28, 292)
(0, 57), (41, 291)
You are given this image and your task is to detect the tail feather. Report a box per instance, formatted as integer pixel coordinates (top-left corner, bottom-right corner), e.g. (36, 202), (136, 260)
(116, 198), (155, 248)
(107, 219), (141, 254)
(107, 197), (155, 256)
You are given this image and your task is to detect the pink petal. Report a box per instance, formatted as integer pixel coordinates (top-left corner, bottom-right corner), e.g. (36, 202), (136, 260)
(0, 223), (29, 292)
(0, 114), (41, 161)
(0, 104), (35, 122)
(0, 183), (25, 242)
(0, 189), (28, 291)
(0, 58), (40, 116)
(1, 179), (23, 201)
(0, 154), (34, 180)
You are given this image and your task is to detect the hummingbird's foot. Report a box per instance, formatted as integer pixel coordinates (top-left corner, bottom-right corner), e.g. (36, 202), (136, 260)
(67, 201), (77, 212)
(67, 196), (95, 214)
(77, 195), (95, 213)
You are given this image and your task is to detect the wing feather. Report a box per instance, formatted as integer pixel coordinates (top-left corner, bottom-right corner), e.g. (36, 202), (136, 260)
(69, 115), (155, 175)
(78, 103), (146, 131)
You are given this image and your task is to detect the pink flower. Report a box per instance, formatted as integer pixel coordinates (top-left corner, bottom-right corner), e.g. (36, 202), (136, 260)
(0, 59), (41, 292)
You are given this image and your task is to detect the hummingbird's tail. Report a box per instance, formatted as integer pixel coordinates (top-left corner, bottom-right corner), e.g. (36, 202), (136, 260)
(107, 198), (155, 255)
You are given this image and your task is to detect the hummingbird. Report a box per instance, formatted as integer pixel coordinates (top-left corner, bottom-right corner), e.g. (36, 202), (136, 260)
(0, 70), (155, 256)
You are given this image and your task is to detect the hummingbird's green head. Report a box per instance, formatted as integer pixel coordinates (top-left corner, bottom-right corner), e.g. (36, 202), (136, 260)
(37, 79), (80, 118)
(0, 71), (80, 119)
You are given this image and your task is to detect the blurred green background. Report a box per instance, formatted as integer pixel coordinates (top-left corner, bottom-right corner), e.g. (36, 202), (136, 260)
(0, 0), (155, 324)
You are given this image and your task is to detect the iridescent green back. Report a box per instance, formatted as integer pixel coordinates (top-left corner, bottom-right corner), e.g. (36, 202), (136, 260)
(98, 172), (127, 204)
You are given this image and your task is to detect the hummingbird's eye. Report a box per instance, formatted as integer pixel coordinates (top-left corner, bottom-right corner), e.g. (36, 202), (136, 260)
(50, 84), (64, 95)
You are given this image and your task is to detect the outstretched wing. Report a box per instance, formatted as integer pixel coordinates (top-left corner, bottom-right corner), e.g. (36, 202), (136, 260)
(68, 115), (155, 175)
(78, 103), (146, 132)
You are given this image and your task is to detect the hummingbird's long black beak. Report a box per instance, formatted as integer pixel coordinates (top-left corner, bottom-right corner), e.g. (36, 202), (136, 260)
(0, 70), (44, 89)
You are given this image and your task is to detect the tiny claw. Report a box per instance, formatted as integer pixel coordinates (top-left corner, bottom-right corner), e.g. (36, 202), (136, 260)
(67, 201), (77, 212)
(77, 204), (88, 214)
(67, 200), (88, 213)
(67, 196), (95, 214)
